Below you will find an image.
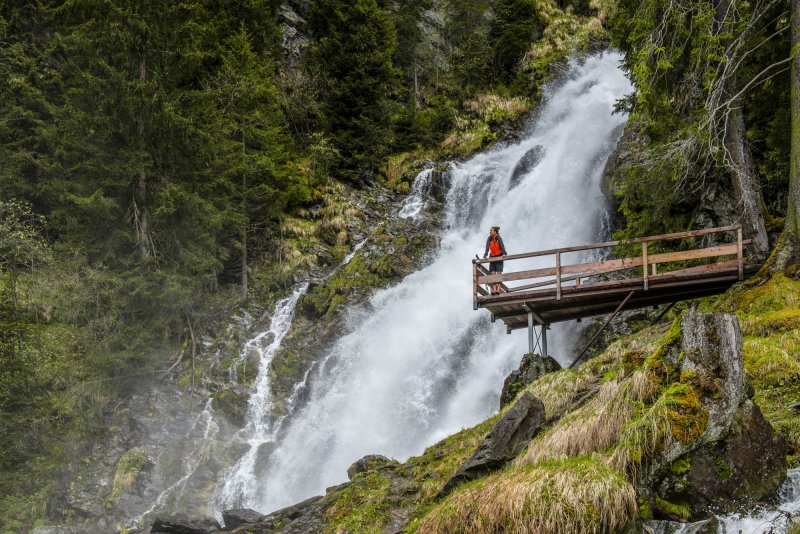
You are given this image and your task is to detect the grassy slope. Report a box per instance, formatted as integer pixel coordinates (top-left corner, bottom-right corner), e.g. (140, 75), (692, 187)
(320, 272), (800, 533)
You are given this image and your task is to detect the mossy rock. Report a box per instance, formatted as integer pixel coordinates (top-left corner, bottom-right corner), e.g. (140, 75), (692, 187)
(212, 387), (249, 427)
(106, 449), (150, 507)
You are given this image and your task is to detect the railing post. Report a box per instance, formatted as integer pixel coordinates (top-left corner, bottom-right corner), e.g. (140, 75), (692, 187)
(737, 226), (744, 281)
(642, 241), (649, 291)
(472, 260), (478, 309)
(556, 252), (561, 300)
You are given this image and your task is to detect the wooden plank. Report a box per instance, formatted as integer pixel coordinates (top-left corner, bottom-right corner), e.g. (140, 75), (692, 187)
(502, 281), (742, 328)
(473, 261), (479, 309)
(484, 269), (742, 309)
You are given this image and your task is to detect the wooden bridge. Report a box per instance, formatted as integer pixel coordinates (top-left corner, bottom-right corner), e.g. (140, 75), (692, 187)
(472, 224), (760, 363)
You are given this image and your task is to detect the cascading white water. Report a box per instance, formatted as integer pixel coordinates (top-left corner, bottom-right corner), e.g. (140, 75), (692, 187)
(690, 468), (800, 534)
(398, 168), (434, 219)
(212, 285), (308, 510)
(212, 52), (633, 514)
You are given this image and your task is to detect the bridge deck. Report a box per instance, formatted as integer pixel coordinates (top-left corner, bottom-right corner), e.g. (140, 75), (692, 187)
(473, 224), (760, 335)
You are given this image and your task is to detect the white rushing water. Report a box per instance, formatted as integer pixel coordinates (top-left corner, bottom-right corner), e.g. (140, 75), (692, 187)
(212, 52), (632, 514)
(212, 285), (307, 510)
(714, 468), (800, 533)
(398, 168), (434, 219)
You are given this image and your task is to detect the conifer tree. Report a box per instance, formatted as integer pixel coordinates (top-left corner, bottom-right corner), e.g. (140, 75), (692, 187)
(210, 27), (296, 299)
(309, 0), (400, 181)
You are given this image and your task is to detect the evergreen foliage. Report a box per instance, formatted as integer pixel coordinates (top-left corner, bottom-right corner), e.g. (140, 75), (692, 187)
(308, 0), (400, 181)
(609, 0), (791, 238)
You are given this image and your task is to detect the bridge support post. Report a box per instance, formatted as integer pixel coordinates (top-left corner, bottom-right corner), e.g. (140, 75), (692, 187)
(541, 324), (548, 358)
(527, 312), (534, 354)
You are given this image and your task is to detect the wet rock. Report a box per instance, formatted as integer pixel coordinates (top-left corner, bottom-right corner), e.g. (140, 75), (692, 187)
(212, 385), (249, 426)
(500, 352), (561, 407)
(223, 508), (266, 530)
(347, 454), (391, 480)
(30, 527), (80, 534)
(639, 517), (719, 534)
(229, 495), (328, 533)
(509, 145), (545, 190)
(151, 514), (221, 533)
(648, 311), (787, 519)
(438, 392), (545, 497)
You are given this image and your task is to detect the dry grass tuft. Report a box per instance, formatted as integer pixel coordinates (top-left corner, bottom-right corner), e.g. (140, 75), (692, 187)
(519, 371), (658, 466)
(464, 95), (530, 120)
(281, 217), (316, 238)
(525, 367), (597, 420)
(418, 457), (636, 534)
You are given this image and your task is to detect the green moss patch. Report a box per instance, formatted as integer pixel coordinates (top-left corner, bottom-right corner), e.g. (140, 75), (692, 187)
(106, 449), (149, 507)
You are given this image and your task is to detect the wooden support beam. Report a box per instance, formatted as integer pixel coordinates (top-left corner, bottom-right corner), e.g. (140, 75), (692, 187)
(737, 226), (744, 281)
(556, 251), (562, 300)
(568, 290), (636, 369)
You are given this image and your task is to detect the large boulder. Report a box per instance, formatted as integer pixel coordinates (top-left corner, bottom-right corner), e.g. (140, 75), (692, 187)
(228, 495), (328, 533)
(222, 508), (266, 530)
(438, 391), (545, 497)
(151, 514), (221, 533)
(500, 353), (561, 407)
(347, 454), (392, 480)
(646, 311), (787, 519)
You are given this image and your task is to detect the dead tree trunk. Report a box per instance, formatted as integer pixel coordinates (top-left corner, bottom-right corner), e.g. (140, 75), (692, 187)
(714, 0), (770, 259)
(241, 173), (249, 300)
(136, 53), (151, 259)
(723, 106), (770, 257)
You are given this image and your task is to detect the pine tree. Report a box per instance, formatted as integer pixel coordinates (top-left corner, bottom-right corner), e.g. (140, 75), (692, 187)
(309, 0), (400, 181)
(209, 27), (297, 299)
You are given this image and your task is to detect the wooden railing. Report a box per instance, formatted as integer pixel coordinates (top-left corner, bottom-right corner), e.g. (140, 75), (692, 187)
(472, 224), (746, 309)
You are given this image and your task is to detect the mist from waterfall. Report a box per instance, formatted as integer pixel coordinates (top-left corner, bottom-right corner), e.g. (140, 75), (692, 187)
(213, 52), (633, 514)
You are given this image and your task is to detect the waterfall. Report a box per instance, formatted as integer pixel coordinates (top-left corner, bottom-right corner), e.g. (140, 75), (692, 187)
(211, 285), (308, 511)
(212, 52), (632, 514)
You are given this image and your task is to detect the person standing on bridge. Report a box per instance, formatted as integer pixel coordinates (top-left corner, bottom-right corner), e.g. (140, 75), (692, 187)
(484, 226), (507, 295)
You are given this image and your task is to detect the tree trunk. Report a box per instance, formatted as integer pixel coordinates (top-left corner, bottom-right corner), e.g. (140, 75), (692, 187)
(241, 129), (248, 301)
(784, 0), (800, 258)
(136, 53), (151, 259)
(772, 0), (800, 270)
(241, 172), (248, 301)
(724, 106), (770, 258)
(714, 0), (770, 259)
(792, 0), (800, 236)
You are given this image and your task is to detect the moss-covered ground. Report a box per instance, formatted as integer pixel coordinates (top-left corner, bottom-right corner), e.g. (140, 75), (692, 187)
(716, 272), (800, 466)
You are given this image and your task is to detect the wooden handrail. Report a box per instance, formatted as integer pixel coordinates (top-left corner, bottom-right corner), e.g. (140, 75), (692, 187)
(478, 243), (740, 285)
(473, 224), (748, 304)
(472, 224), (742, 265)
